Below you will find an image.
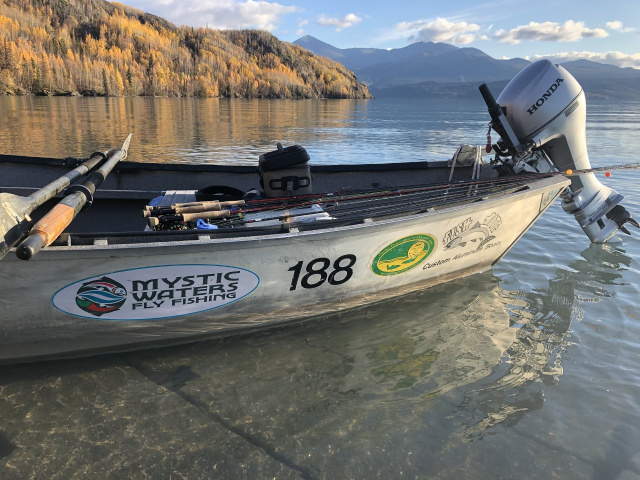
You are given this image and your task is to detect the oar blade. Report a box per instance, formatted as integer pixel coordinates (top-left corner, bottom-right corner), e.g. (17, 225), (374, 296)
(0, 193), (32, 260)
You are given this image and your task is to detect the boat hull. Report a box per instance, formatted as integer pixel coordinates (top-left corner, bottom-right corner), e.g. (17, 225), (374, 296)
(0, 176), (567, 363)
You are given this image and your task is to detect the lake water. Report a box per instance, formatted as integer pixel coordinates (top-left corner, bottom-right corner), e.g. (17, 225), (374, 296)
(1, 96), (640, 479)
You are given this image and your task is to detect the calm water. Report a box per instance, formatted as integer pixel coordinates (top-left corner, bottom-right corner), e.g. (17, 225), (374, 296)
(1, 96), (640, 479)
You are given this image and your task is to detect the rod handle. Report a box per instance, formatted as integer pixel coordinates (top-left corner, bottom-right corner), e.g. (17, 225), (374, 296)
(143, 204), (228, 218)
(180, 209), (231, 222)
(174, 204), (222, 214)
(147, 209), (231, 227)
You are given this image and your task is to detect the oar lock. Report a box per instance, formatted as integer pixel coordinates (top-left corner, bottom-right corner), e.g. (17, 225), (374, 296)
(64, 184), (95, 210)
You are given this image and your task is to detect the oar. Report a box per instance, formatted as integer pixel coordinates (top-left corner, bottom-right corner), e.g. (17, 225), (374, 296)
(0, 148), (117, 260)
(15, 134), (132, 260)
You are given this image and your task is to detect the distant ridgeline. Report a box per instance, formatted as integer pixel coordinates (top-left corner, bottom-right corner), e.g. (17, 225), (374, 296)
(0, 0), (372, 98)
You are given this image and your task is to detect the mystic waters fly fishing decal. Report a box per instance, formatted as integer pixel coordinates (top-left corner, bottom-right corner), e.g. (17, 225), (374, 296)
(371, 234), (436, 276)
(52, 265), (260, 321)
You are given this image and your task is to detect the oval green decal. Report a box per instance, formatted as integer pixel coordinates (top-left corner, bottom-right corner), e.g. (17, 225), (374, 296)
(372, 234), (436, 276)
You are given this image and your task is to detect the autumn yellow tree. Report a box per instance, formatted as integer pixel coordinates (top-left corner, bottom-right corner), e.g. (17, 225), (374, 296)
(0, 0), (371, 99)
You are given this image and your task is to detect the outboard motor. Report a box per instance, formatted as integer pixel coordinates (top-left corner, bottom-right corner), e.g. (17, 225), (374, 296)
(480, 59), (637, 243)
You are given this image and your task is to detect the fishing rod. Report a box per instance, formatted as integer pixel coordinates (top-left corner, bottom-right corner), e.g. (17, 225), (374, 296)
(214, 180), (528, 230)
(146, 157), (639, 230)
(142, 199), (246, 217)
(152, 178), (532, 229)
(558, 163), (640, 176)
(152, 177), (532, 228)
(143, 173), (535, 218)
(146, 174), (537, 227)
(238, 160), (640, 207)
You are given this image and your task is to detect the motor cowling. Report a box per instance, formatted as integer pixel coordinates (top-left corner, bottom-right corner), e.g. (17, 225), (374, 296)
(490, 59), (637, 243)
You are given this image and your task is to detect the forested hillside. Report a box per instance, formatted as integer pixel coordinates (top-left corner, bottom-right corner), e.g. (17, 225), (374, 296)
(0, 0), (371, 98)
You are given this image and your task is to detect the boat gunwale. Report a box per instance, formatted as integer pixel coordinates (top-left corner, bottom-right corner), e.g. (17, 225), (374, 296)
(23, 175), (569, 257)
(0, 154), (440, 173)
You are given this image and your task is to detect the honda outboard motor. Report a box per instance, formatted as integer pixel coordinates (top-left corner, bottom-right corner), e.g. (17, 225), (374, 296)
(480, 59), (637, 243)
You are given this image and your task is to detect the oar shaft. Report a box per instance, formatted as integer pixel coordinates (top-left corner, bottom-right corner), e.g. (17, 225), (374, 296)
(24, 152), (107, 213)
(70, 134), (132, 205)
(16, 134), (132, 260)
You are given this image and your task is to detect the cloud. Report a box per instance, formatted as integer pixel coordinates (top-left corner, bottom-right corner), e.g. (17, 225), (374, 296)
(530, 51), (640, 69)
(317, 13), (362, 32)
(605, 21), (635, 33)
(494, 20), (608, 44)
(393, 17), (484, 45)
(126, 0), (299, 31)
(295, 19), (307, 36)
(606, 21), (623, 30)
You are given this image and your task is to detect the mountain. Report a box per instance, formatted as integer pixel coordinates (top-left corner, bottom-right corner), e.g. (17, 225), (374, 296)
(355, 47), (524, 84)
(559, 59), (640, 79)
(294, 36), (525, 85)
(0, 1), (371, 98)
(294, 36), (640, 100)
(294, 35), (459, 70)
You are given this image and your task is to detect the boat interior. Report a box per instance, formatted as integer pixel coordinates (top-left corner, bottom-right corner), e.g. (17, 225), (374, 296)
(0, 145), (542, 248)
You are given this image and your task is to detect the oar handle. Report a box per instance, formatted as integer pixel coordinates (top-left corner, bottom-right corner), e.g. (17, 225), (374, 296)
(16, 194), (83, 260)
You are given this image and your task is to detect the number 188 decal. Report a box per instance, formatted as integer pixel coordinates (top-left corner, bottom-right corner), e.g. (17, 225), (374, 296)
(288, 254), (357, 291)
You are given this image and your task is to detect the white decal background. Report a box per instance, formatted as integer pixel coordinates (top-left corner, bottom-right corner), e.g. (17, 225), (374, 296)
(52, 264), (260, 321)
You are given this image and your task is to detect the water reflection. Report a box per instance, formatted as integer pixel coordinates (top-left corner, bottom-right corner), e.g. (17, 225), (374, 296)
(0, 245), (632, 478)
(0, 96), (488, 165)
(455, 244), (630, 442)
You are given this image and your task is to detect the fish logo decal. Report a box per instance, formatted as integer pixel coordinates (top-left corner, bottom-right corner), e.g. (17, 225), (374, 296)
(443, 213), (502, 251)
(372, 234), (436, 276)
(75, 276), (127, 317)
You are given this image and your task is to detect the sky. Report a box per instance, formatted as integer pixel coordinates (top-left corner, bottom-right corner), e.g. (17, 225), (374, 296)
(122, 0), (640, 68)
